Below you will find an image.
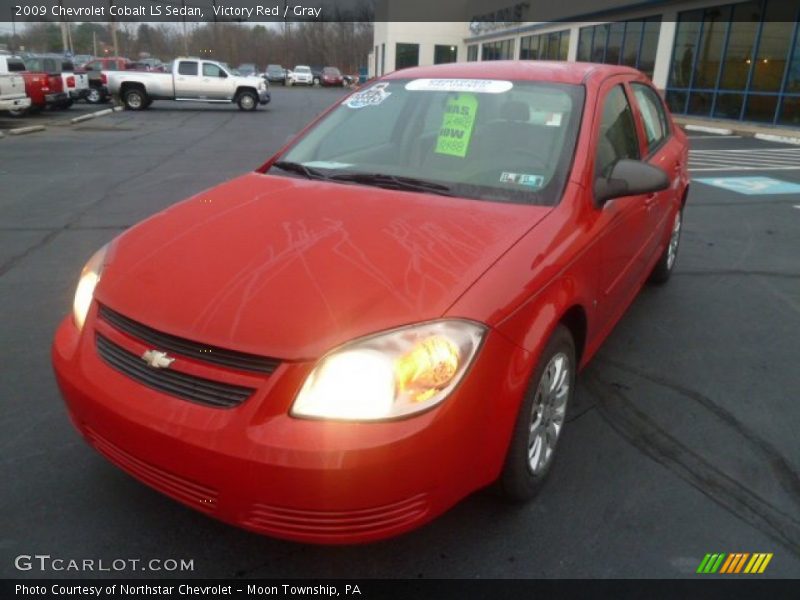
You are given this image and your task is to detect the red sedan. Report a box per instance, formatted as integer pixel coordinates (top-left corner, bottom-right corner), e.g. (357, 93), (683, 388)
(52, 61), (689, 544)
(321, 66), (345, 86)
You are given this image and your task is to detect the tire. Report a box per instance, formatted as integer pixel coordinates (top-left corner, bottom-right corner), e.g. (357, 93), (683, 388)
(123, 88), (147, 110)
(648, 208), (682, 285)
(237, 90), (257, 111)
(498, 325), (575, 501)
(58, 99), (74, 110)
(86, 87), (102, 104)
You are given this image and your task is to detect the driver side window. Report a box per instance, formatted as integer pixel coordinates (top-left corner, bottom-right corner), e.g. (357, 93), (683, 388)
(595, 85), (640, 180)
(203, 63), (224, 78)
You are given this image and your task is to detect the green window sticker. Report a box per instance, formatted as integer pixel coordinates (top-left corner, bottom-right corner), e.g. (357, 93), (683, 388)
(435, 94), (478, 158)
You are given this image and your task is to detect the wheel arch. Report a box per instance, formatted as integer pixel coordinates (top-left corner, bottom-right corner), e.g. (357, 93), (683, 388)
(234, 86), (257, 99)
(120, 81), (146, 96)
(558, 304), (588, 367)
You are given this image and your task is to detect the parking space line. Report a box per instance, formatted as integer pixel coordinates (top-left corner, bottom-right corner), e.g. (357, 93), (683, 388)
(689, 147), (800, 171)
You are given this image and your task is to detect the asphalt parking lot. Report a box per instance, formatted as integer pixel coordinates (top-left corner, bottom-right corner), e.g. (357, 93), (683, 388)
(1, 87), (798, 579)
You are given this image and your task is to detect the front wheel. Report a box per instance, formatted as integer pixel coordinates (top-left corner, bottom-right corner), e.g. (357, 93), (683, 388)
(123, 88), (148, 110)
(498, 325), (575, 501)
(237, 91), (257, 111)
(649, 208), (682, 285)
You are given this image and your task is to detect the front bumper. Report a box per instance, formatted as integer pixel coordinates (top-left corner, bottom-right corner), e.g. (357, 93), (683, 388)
(258, 90), (271, 105)
(52, 307), (527, 544)
(0, 96), (31, 111)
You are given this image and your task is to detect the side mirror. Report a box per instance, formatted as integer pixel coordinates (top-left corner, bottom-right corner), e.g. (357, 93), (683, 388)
(594, 159), (670, 206)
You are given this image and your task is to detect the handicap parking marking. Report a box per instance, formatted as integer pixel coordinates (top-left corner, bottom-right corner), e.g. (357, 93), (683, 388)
(694, 176), (800, 195)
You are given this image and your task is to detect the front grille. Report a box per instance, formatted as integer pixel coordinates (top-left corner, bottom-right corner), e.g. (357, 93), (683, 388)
(84, 426), (218, 513)
(243, 493), (430, 540)
(98, 304), (280, 374)
(96, 334), (254, 408)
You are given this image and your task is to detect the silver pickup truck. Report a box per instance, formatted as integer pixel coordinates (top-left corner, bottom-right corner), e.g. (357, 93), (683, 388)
(107, 58), (270, 111)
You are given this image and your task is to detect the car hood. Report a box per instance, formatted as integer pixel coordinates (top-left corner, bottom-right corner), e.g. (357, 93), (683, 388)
(97, 173), (549, 360)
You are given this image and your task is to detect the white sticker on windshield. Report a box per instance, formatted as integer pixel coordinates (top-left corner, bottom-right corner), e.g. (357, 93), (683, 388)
(405, 79), (513, 94)
(345, 83), (391, 108)
(304, 161), (353, 169)
(500, 172), (544, 188)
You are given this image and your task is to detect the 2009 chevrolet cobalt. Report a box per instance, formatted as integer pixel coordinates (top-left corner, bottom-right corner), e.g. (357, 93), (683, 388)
(53, 61), (689, 544)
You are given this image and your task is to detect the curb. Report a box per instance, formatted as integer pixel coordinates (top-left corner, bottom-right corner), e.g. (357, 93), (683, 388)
(8, 125), (46, 136)
(684, 124), (734, 136)
(754, 133), (800, 146)
(70, 108), (115, 124)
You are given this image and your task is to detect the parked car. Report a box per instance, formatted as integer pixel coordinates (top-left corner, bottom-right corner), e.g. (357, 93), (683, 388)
(25, 55), (89, 107)
(265, 64), (286, 85)
(237, 63), (258, 77)
(320, 66), (344, 87)
(0, 55), (67, 115)
(0, 58), (31, 115)
(82, 57), (136, 104)
(53, 62), (688, 544)
(107, 57), (270, 111)
(310, 65), (323, 86)
(287, 65), (313, 86)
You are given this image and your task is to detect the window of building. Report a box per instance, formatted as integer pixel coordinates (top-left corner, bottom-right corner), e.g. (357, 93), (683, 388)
(577, 17), (661, 78)
(667, 0), (800, 125)
(481, 39), (515, 61)
(467, 45), (478, 62)
(595, 85), (640, 181)
(434, 45), (458, 64)
(520, 30), (570, 61)
(396, 43), (419, 70)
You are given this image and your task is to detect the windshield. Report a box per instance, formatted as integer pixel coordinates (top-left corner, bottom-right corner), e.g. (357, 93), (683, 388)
(323, 68), (341, 76)
(295, 66), (311, 73)
(273, 78), (584, 206)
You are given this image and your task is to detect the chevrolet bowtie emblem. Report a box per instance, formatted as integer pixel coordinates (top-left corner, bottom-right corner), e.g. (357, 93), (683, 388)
(141, 349), (175, 369)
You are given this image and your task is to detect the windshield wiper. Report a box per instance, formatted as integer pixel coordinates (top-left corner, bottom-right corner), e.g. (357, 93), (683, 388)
(327, 172), (454, 196)
(271, 160), (328, 180)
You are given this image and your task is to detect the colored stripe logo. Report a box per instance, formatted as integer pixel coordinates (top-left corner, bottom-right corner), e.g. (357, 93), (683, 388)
(696, 553), (773, 574)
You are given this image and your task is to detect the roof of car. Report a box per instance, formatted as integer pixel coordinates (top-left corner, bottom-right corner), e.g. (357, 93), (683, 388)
(383, 60), (644, 85)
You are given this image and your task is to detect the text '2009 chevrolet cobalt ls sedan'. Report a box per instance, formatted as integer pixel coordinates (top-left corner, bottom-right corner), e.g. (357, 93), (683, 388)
(53, 61), (689, 544)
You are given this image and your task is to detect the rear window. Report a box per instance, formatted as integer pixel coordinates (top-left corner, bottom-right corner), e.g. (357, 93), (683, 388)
(62, 61), (75, 71)
(6, 59), (26, 72)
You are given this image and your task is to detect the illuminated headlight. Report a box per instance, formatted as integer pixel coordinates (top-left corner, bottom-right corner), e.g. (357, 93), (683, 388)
(292, 320), (485, 421)
(72, 244), (108, 331)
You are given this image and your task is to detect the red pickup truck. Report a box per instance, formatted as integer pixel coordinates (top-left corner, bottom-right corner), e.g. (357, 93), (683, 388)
(0, 55), (68, 115)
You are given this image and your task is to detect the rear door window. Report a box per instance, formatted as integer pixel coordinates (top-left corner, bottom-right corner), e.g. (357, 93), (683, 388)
(178, 61), (199, 76)
(6, 59), (26, 72)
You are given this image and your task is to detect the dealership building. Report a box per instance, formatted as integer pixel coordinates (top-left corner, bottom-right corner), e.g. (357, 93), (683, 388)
(370, 0), (800, 127)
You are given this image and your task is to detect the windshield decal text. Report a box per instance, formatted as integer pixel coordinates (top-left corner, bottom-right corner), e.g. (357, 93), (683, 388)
(406, 79), (513, 94)
(345, 83), (391, 108)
